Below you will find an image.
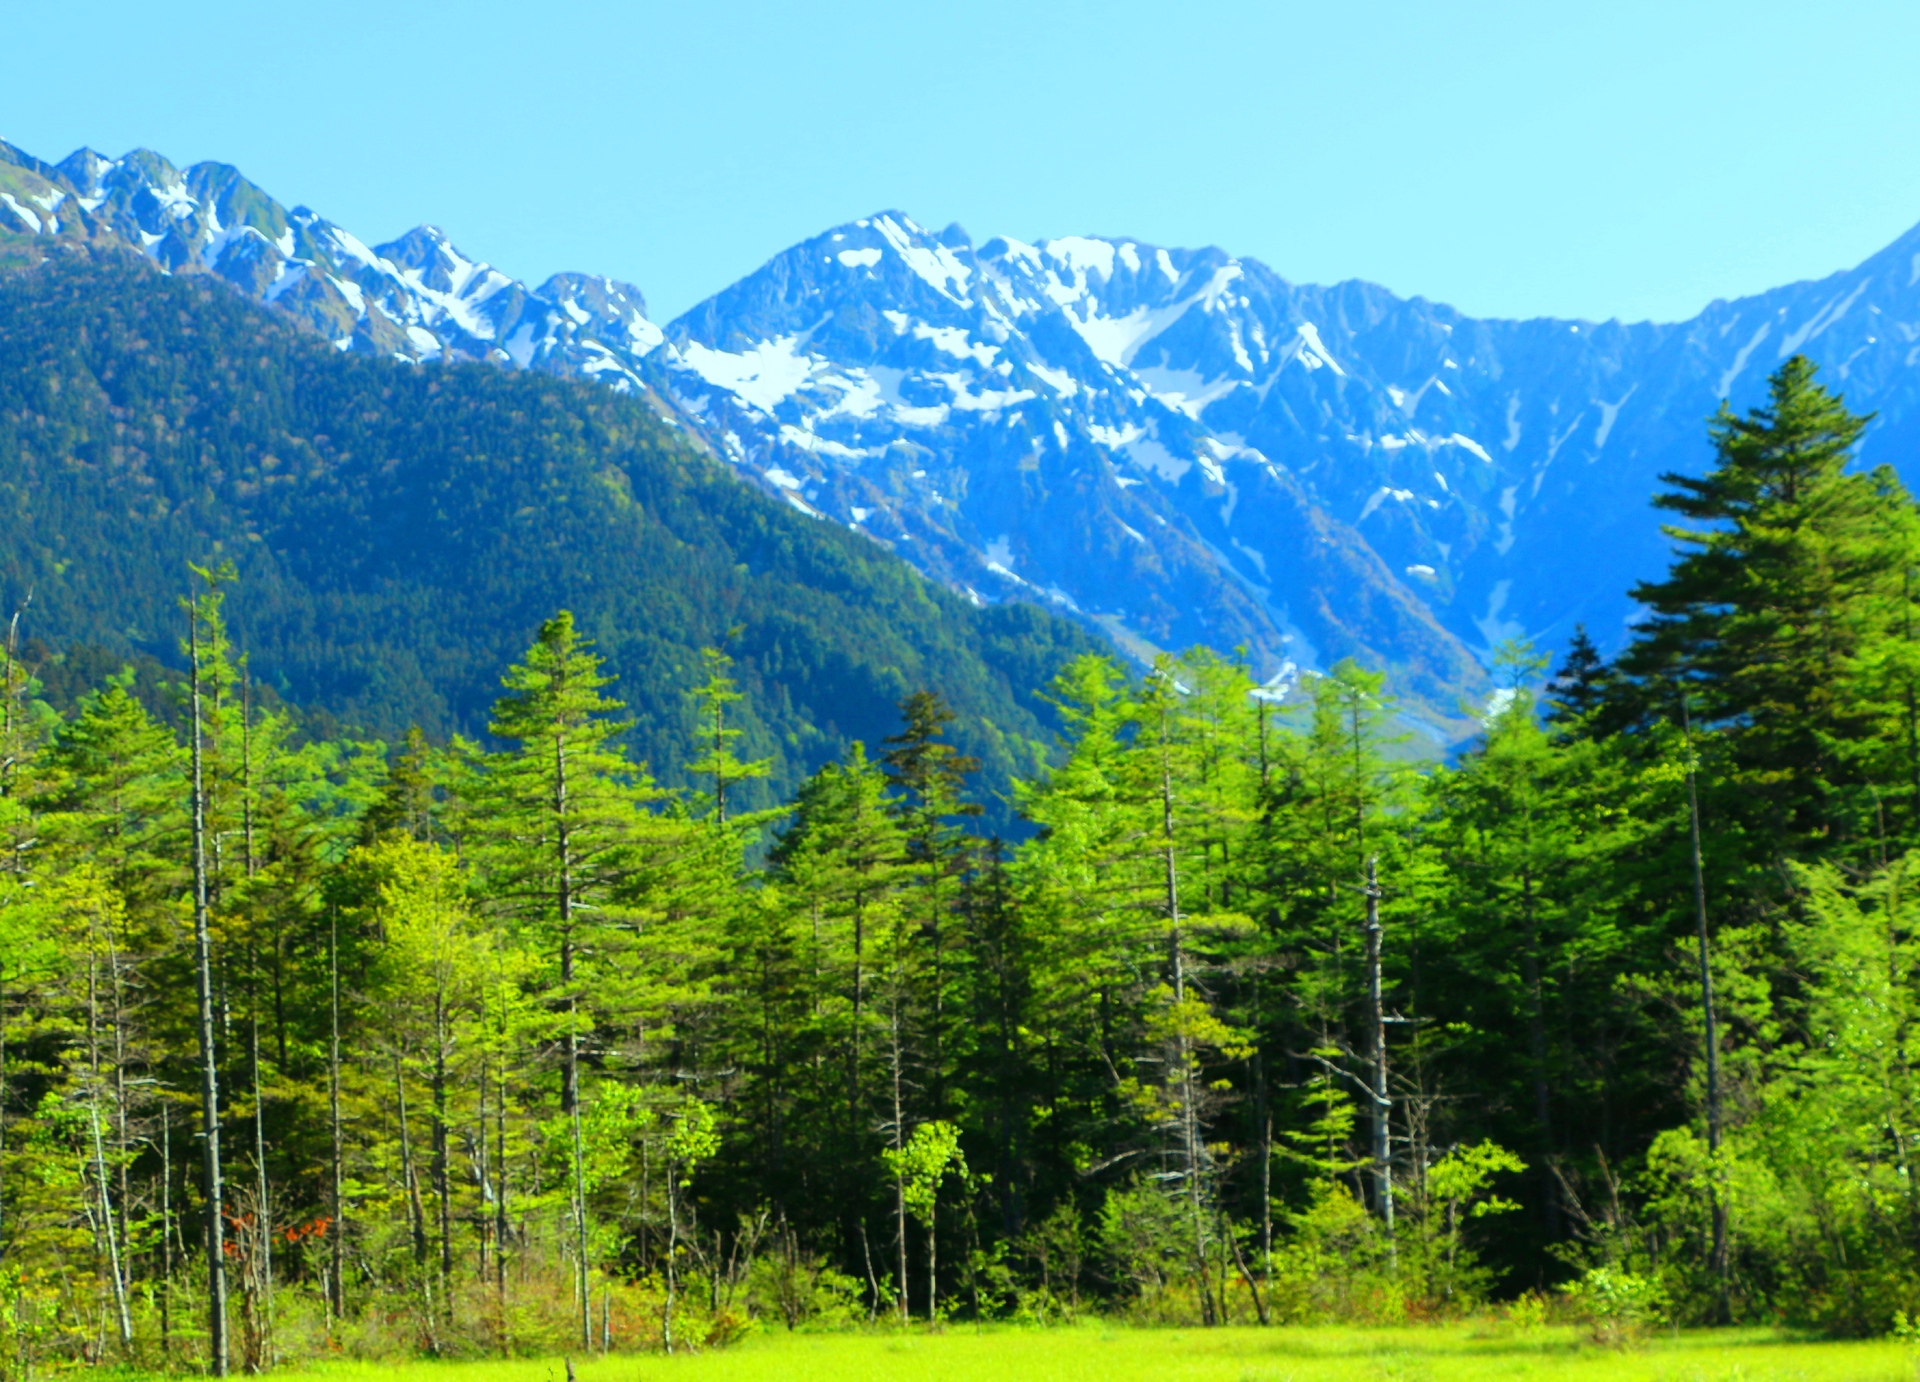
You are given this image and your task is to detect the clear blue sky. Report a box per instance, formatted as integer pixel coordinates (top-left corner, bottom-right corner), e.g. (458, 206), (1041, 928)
(6, 1), (1917, 325)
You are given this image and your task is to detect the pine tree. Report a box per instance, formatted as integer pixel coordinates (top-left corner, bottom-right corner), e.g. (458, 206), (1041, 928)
(686, 643), (774, 828)
(1426, 642), (1581, 1244)
(767, 744), (910, 1298)
(882, 690), (982, 1119)
(1618, 354), (1901, 862)
(1544, 626), (1617, 734)
(361, 727), (439, 845)
(472, 611), (663, 1349)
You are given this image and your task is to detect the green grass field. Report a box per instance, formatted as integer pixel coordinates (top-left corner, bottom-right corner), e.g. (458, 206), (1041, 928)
(222, 1325), (1914, 1382)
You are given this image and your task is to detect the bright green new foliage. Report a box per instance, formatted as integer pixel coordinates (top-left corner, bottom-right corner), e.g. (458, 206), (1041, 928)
(10, 356), (1920, 1371)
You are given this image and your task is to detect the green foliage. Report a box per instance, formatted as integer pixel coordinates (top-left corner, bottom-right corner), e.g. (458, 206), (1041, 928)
(0, 251), (1099, 826)
(883, 1121), (965, 1228)
(11, 348), (1920, 1362)
(1566, 1266), (1668, 1343)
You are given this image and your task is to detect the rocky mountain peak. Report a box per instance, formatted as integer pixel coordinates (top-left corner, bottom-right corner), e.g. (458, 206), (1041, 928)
(10, 136), (1920, 734)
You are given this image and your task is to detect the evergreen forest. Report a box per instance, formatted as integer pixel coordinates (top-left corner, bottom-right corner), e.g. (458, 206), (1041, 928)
(0, 250), (1099, 825)
(6, 334), (1920, 1369)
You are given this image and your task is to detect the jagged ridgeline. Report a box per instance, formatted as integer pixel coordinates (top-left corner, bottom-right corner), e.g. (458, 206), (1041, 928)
(0, 249), (1102, 812)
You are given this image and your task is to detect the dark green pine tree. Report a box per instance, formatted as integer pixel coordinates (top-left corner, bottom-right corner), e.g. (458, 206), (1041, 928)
(41, 674), (186, 909)
(1617, 354), (1904, 863)
(360, 727), (439, 845)
(685, 642), (775, 828)
(882, 691), (981, 1117)
(766, 743), (911, 1282)
(1543, 625), (1617, 735)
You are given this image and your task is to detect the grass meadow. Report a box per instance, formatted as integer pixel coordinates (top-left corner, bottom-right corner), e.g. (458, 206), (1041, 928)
(163, 1325), (1914, 1382)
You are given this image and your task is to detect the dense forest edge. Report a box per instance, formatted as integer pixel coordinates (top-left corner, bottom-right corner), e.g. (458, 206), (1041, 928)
(2, 352), (1918, 1372)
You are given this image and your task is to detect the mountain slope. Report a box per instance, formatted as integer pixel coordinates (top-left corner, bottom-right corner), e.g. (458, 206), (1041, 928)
(0, 250), (1101, 812)
(648, 217), (1490, 711)
(650, 213), (1920, 701)
(12, 138), (1920, 727)
(0, 140), (668, 390)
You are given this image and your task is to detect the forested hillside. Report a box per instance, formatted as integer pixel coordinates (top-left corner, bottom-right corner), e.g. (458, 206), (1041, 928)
(0, 248), (1099, 814)
(5, 352), (1920, 1368)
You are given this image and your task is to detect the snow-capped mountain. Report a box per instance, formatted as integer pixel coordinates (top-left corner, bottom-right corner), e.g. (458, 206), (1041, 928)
(647, 212), (1920, 719)
(0, 141), (664, 389)
(11, 136), (1920, 727)
(647, 215), (1489, 709)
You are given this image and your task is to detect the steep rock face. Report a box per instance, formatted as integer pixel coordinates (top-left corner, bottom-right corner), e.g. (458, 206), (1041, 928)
(12, 138), (1920, 726)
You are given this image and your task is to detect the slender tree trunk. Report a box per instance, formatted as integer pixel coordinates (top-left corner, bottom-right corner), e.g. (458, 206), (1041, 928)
(1520, 869), (1557, 1238)
(327, 913), (345, 1326)
(161, 1101), (174, 1358)
(1681, 694), (1729, 1318)
(495, 1024), (511, 1356)
(240, 665), (255, 880)
(1, 607), (17, 767)
(189, 602), (231, 1376)
(890, 993), (909, 1324)
(554, 727), (593, 1353)
(107, 932), (132, 1316)
(395, 1051), (428, 1265)
(478, 1056), (491, 1282)
(87, 948), (133, 1350)
(251, 1014), (273, 1368)
(1364, 857), (1396, 1254)
(713, 698), (729, 826)
(1160, 706), (1213, 1325)
(663, 1158), (679, 1353)
(849, 897), (865, 1146)
(398, 1044), (440, 1353)
(1252, 968), (1272, 1304)
(433, 991), (452, 1327)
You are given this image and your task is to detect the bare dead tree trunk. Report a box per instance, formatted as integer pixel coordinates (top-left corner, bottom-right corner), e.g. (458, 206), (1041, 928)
(87, 945), (132, 1349)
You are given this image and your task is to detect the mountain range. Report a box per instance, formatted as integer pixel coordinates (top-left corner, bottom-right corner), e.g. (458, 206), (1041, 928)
(7, 138), (1920, 733)
(0, 242), (1098, 821)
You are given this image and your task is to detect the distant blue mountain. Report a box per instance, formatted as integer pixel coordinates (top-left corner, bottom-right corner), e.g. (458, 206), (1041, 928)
(8, 140), (1917, 732)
